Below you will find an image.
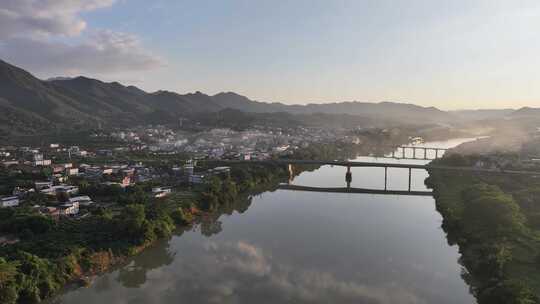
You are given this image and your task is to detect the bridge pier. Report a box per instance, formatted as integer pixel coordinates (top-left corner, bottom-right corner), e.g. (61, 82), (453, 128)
(384, 167), (388, 191)
(288, 164), (294, 184)
(424, 148), (427, 160)
(408, 168), (412, 192)
(345, 166), (352, 188)
(412, 147), (416, 159)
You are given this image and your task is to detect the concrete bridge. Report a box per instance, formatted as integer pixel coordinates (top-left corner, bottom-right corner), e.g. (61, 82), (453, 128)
(278, 184), (433, 196)
(218, 159), (540, 193)
(388, 146), (449, 160)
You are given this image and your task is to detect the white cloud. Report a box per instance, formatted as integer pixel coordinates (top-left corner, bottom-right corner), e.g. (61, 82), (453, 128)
(0, 31), (163, 75)
(0, 0), (115, 39)
(0, 0), (164, 77)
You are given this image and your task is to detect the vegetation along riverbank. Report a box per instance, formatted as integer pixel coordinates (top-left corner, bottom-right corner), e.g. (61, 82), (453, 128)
(427, 153), (540, 304)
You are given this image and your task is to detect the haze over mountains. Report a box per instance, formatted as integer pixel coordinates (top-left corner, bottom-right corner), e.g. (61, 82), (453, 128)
(0, 59), (534, 137)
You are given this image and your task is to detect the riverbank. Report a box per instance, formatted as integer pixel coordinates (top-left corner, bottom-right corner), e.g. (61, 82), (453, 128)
(0, 162), (290, 304)
(426, 154), (540, 304)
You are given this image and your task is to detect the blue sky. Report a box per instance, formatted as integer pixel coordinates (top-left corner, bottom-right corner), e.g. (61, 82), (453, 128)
(1, 0), (540, 110)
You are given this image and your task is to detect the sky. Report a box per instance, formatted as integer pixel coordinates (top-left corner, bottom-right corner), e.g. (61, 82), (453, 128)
(0, 0), (539, 110)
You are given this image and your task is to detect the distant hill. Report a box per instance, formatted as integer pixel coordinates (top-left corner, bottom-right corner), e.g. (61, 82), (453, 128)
(451, 109), (515, 121)
(0, 58), (463, 136)
(509, 107), (540, 118)
(212, 92), (454, 124)
(45, 77), (74, 81)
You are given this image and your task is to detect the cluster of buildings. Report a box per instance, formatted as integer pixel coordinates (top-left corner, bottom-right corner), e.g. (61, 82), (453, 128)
(0, 123), (377, 217)
(0, 140), (235, 217)
(102, 125), (368, 161)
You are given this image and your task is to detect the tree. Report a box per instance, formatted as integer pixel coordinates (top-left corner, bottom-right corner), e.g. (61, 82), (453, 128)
(56, 191), (70, 203)
(119, 204), (148, 243)
(462, 184), (526, 237)
(0, 258), (18, 289)
(479, 280), (538, 304)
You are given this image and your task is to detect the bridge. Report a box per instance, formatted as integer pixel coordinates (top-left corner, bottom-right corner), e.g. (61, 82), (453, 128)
(278, 184), (433, 196)
(223, 159), (540, 175)
(218, 159), (540, 193)
(387, 146), (449, 160)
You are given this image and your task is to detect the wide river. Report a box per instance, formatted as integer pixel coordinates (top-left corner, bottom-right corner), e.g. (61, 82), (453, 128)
(50, 138), (477, 304)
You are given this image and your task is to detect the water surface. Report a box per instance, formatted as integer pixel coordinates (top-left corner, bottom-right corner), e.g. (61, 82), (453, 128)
(50, 138), (477, 304)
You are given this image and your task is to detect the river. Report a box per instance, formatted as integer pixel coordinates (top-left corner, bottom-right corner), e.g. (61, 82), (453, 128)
(49, 138), (478, 304)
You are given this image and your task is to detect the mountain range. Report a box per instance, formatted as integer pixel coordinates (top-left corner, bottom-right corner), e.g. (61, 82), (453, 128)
(0, 59), (533, 137)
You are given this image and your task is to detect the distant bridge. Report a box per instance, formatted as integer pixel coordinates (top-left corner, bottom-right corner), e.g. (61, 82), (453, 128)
(387, 146), (449, 160)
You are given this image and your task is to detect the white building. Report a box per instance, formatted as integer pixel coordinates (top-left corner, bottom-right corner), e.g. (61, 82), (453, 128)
(35, 181), (53, 190)
(0, 196), (19, 208)
(152, 187), (172, 198)
(66, 168), (79, 176)
(69, 196), (94, 206)
(59, 202), (79, 215)
(40, 185), (79, 196)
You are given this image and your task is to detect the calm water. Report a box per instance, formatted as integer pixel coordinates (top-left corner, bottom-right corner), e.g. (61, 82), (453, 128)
(50, 138), (477, 304)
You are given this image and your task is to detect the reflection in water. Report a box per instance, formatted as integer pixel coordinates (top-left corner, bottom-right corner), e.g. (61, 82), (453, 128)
(198, 195), (254, 237)
(116, 239), (175, 289)
(49, 138), (478, 304)
(112, 196), (256, 290)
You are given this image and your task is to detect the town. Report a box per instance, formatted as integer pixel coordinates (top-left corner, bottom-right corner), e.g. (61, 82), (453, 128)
(0, 124), (399, 220)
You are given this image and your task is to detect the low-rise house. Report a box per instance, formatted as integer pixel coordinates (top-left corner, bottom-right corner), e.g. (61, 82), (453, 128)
(0, 235), (19, 246)
(2, 160), (19, 167)
(121, 176), (132, 187)
(40, 207), (59, 218)
(152, 186), (172, 193)
(12, 187), (34, 197)
(69, 196), (94, 206)
(52, 174), (67, 183)
(66, 168), (79, 176)
(34, 159), (52, 166)
(40, 185), (79, 196)
(96, 149), (113, 157)
(0, 196), (19, 208)
(122, 168), (135, 176)
(35, 181), (53, 190)
(52, 165), (65, 174)
(59, 163), (73, 169)
(208, 166), (231, 177)
(102, 168), (113, 175)
(58, 202), (79, 215)
(212, 166), (231, 174)
(154, 191), (170, 198)
(189, 174), (205, 184)
(152, 187), (172, 198)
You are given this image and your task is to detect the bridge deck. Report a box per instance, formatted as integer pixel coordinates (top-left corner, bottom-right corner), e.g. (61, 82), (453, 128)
(220, 159), (540, 176)
(278, 184), (433, 196)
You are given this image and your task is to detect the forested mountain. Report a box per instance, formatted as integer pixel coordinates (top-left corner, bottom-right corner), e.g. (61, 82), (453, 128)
(1, 58), (529, 137)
